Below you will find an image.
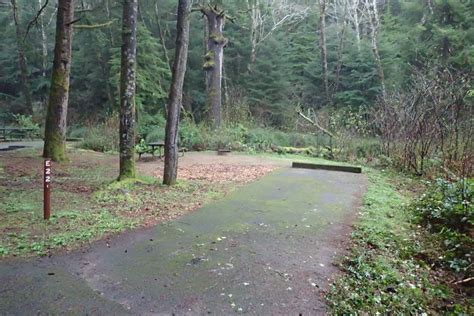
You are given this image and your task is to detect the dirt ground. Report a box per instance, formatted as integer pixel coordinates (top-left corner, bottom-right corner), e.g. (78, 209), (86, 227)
(138, 151), (287, 183)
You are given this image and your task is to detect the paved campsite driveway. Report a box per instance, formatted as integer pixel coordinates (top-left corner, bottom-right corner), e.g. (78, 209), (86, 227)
(0, 167), (366, 315)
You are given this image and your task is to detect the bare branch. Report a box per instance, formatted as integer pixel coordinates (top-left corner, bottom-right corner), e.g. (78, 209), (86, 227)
(297, 110), (334, 138)
(24, 0), (49, 39)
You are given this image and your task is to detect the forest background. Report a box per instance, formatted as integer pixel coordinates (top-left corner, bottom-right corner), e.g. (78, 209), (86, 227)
(1, 0), (472, 177)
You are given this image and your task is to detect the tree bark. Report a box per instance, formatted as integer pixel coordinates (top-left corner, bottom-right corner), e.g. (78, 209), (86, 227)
(38, 0), (48, 77)
(118, 0), (138, 180)
(104, 0), (115, 45)
(318, 0), (329, 102)
(154, 1), (172, 71)
(365, 0), (386, 99)
(11, 0), (33, 114)
(163, 0), (191, 186)
(347, 0), (361, 53)
(43, 0), (75, 162)
(333, 4), (348, 94)
(201, 6), (227, 128)
(248, 0), (260, 65)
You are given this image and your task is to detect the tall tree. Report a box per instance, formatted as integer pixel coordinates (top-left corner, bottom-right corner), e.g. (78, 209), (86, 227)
(347, 0), (361, 52)
(37, 0), (48, 77)
(198, 4), (228, 128)
(248, 0), (260, 65)
(43, 0), (75, 162)
(118, 0), (138, 180)
(11, 0), (33, 114)
(163, 0), (191, 185)
(333, 2), (348, 94)
(318, 0), (329, 102)
(364, 0), (386, 98)
(154, 1), (172, 72)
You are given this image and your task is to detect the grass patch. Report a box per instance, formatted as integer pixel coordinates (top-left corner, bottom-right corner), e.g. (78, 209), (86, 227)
(0, 149), (231, 259)
(327, 169), (473, 314)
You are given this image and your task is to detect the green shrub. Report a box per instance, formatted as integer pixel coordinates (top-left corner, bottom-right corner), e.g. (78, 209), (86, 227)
(135, 139), (150, 155)
(137, 113), (166, 140)
(411, 178), (473, 272)
(172, 122), (331, 153)
(69, 126), (87, 139)
(145, 126), (165, 143)
(79, 117), (119, 153)
(275, 146), (320, 156)
(13, 114), (39, 134)
(179, 120), (206, 150)
(243, 128), (277, 150)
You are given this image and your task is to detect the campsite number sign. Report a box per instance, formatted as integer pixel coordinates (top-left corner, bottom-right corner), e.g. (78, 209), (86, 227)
(44, 159), (51, 220)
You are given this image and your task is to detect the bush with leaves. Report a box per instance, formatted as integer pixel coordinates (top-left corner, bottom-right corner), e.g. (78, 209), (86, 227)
(412, 178), (473, 272)
(13, 114), (39, 132)
(179, 119), (206, 150)
(79, 116), (119, 153)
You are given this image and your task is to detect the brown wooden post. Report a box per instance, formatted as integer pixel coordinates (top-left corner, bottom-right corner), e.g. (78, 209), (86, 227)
(44, 159), (51, 220)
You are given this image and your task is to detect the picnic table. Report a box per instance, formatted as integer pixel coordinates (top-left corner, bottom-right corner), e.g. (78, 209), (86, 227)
(0, 127), (36, 141)
(137, 140), (186, 160)
(136, 141), (165, 160)
(148, 141), (165, 159)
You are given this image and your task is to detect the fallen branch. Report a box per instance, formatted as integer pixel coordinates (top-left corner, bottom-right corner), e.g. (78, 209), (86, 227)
(74, 20), (115, 29)
(297, 110), (334, 138)
(453, 277), (473, 285)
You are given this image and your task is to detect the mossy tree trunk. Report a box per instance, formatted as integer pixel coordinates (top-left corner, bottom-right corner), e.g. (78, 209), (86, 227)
(318, 0), (329, 103)
(118, 0), (138, 180)
(163, 0), (191, 186)
(11, 0), (33, 115)
(43, 0), (75, 162)
(201, 5), (227, 129)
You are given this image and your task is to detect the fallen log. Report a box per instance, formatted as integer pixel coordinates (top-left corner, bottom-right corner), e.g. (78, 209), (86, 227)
(292, 162), (362, 174)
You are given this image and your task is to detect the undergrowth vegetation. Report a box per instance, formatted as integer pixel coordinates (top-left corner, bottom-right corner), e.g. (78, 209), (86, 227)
(327, 171), (473, 314)
(74, 111), (384, 162)
(412, 178), (473, 273)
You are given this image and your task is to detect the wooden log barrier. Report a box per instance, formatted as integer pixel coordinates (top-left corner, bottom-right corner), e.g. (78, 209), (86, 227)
(292, 162), (362, 174)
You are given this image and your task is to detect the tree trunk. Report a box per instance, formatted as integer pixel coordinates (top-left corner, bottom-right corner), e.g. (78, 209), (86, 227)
(318, 0), (329, 102)
(334, 4), (348, 94)
(354, 0), (361, 53)
(202, 6), (226, 128)
(248, 0), (259, 65)
(118, 0), (138, 180)
(223, 61), (229, 106)
(104, 0), (115, 46)
(43, 0), (75, 162)
(348, 0), (361, 53)
(366, 0), (386, 99)
(154, 1), (172, 71)
(38, 0), (48, 77)
(11, 0), (33, 114)
(154, 0), (172, 115)
(163, 0), (191, 186)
